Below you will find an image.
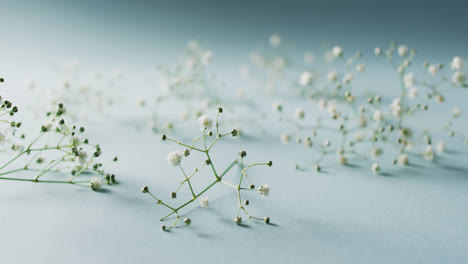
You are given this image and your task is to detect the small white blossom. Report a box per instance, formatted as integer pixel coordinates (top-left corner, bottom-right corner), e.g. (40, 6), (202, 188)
(404, 72), (415, 88)
(373, 110), (384, 122)
(332, 46), (343, 57)
(374, 47), (382, 55)
(281, 133), (291, 144)
(317, 99), (327, 110)
(272, 101), (283, 111)
(398, 153), (409, 165)
(137, 98), (145, 107)
(12, 144), (24, 152)
(327, 71), (338, 82)
(423, 146), (435, 161)
(201, 50), (213, 65)
(269, 34), (281, 47)
(451, 71), (466, 85)
(356, 64), (365, 72)
(408, 87), (418, 99)
(453, 107), (461, 117)
(342, 73), (353, 83)
(167, 151), (183, 166)
(89, 177), (101, 191)
(70, 136), (81, 146)
(338, 155), (347, 165)
(435, 95), (444, 103)
(200, 197), (209, 208)
(78, 150), (88, 165)
(398, 45), (408, 56)
(390, 98), (403, 117)
(295, 108), (305, 120)
(372, 163), (380, 174)
(355, 133), (364, 142)
(451, 56), (464, 70)
(371, 147), (383, 157)
(428, 64), (438, 75)
(198, 115), (213, 131)
(299, 71), (314, 86)
(437, 141), (446, 153)
(258, 184), (270, 197)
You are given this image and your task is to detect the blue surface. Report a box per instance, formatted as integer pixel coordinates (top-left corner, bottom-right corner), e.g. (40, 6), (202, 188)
(1, 1), (468, 263)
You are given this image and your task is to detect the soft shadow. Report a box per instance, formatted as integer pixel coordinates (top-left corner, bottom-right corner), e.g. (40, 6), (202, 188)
(95, 188), (111, 193)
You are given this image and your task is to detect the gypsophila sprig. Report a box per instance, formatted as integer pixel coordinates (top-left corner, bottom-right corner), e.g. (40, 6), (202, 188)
(271, 42), (468, 174)
(0, 88), (118, 190)
(143, 107), (273, 230)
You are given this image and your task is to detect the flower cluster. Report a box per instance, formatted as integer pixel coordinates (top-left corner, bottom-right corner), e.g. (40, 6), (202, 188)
(270, 40), (467, 174)
(1, 79), (118, 190)
(27, 60), (126, 122)
(142, 107), (272, 231)
(137, 40), (264, 136)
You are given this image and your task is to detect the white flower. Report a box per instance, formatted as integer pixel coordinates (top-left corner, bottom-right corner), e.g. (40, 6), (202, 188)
(428, 64), (438, 75)
(398, 153), (409, 165)
(372, 163), (380, 174)
(326, 101), (339, 117)
(167, 151), (183, 166)
(355, 133), (364, 142)
(78, 150), (88, 165)
(404, 72), (415, 88)
(405, 142), (414, 151)
(332, 46), (343, 57)
(327, 71), (338, 82)
(435, 95), (444, 103)
(201, 50), (213, 65)
(371, 147), (383, 157)
(70, 136), (81, 146)
(398, 45), (408, 56)
(200, 197), (209, 208)
(272, 101), (283, 111)
(374, 47), (382, 55)
(390, 98), (403, 117)
(269, 34), (281, 47)
(317, 99), (327, 110)
(258, 184), (270, 196)
(437, 141), (446, 153)
(408, 87), (418, 99)
(342, 73), (353, 83)
(137, 98), (145, 107)
(373, 110), (384, 122)
(453, 107), (461, 117)
(198, 115), (213, 131)
(423, 146), (435, 161)
(323, 139), (331, 147)
(338, 155), (347, 165)
(89, 177), (101, 191)
(12, 143), (24, 152)
(358, 115), (366, 126)
(451, 56), (464, 70)
(281, 133), (291, 144)
(299, 71), (314, 86)
(356, 64), (365, 72)
(295, 108), (305, 120)
(451, 71), (465, 85)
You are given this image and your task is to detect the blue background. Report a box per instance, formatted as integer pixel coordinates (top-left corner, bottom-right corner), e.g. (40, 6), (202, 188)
(1, 1), (468, 263)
